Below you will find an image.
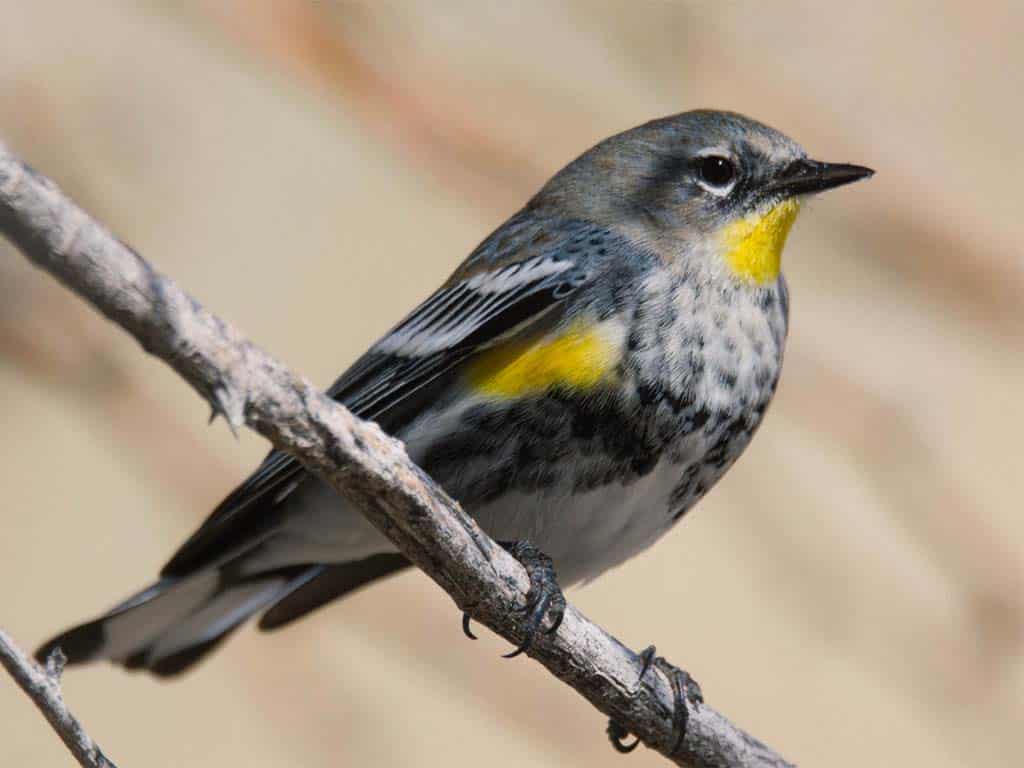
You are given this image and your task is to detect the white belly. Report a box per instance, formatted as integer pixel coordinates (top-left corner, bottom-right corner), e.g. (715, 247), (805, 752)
(469, 458), (681, 584)
(255, 455), (681, 587)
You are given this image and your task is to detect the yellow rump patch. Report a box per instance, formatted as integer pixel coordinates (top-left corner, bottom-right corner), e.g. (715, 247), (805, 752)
(720, 198), (800, 285)
(466, 323), (619, 399)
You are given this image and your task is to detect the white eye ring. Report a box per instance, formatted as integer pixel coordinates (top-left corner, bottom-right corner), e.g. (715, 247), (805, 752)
(695, 153), (738, 197)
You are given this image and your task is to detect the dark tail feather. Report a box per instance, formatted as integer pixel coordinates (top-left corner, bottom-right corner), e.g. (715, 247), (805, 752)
(36, 578), (180, 667)
(36, 553), (411, 677)
(35, 565), (317, 677)
(141, 625), (242, 678)
(259, 553), (410, 631)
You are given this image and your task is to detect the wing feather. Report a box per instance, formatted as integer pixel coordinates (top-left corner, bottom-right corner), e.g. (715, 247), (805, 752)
(160, 221), (596, 578)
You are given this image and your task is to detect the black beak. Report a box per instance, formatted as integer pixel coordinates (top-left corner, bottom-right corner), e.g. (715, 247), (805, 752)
(764, 158), (874, 198)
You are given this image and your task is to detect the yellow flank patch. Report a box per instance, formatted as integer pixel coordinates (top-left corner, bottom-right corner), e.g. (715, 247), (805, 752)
(466, 323), (618, 399)
(720, 198), (800, 285)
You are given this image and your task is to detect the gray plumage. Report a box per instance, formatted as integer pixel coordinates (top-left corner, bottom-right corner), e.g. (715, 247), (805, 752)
(37, 110), (872, 676)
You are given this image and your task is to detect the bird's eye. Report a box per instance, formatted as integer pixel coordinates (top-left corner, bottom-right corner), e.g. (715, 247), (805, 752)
(697, 155), (736, 190)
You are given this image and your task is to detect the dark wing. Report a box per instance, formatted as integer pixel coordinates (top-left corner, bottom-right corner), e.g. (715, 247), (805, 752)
(160, 219), (595, 578)
(257, 554), (411, 631)
(325, 250), (586, 423)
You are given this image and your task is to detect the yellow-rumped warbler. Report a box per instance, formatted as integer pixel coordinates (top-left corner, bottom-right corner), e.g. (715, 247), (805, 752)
(38, 110), (871, 678)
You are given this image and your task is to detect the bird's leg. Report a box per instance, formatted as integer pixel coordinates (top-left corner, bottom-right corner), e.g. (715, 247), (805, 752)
(498, 541), (566, 658)
(607, 645), (703, 756)
(460, 541), (566, 658)
(608, 645), (658, 753)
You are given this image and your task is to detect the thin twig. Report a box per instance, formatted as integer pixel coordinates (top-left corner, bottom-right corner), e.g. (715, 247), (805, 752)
(0, 142), (794, 768)
(0, 630), (116, 768)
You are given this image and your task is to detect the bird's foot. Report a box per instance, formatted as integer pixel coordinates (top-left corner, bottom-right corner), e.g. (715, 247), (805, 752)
(607, 645), (658, 754)
(607, 645), (703, 756)
(461, 540), (565, 658)
(499, 541), (566, 658)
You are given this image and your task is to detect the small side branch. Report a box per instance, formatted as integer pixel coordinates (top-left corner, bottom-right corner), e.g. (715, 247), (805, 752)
(0, 143), (794, 768)
(0, 630), (116, 768)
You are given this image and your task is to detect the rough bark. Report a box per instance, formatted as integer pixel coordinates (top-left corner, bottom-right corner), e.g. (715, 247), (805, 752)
(0, 143), (794, 768)
(0, 631), (116, 768)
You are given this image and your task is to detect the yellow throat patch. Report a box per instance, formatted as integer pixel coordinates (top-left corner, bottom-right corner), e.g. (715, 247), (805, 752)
(720, 198), (800, 285)
(466, 323), (618, 399)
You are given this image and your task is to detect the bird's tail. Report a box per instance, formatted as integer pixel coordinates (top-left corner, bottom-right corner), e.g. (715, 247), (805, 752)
(35, 562), (322, 678)
(36, 548), (411, 677)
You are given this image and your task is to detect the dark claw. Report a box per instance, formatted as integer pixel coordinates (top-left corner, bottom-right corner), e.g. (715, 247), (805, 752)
(501, 583), (551, 658)
(499, 541), (565, 659)
(502, 641), (529, 659)
(637, 644), (657, 678)
(655, 656), (703, 756)
(545, 598), (566, 636)
(607, 646), (702, 758)
(607, 645), (657, 754)
(462, 613), (477, 640)
(607, 719), (641, 753)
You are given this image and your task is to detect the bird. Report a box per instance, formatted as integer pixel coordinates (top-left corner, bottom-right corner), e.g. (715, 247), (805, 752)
(37, 110), (872, 689)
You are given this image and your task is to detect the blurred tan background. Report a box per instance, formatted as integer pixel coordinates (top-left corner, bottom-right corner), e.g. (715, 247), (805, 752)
(2, 1), (1022, 766)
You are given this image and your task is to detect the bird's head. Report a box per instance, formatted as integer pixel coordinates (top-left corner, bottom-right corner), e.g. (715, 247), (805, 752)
(533, 109), (873, 285)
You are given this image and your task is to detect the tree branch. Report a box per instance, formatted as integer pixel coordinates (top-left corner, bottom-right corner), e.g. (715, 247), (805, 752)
(0, 630), (116, 768)
(0, 143), (794, 768)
